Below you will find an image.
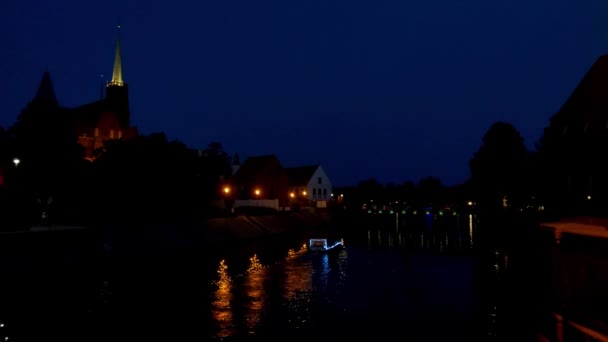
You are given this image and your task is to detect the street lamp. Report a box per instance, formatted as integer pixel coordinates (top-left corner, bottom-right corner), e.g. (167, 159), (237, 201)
(253, 188), (262, 207)
(223, 186), (231, 195)
(12, 158), (20, 167)
(289, 192), (295, 198)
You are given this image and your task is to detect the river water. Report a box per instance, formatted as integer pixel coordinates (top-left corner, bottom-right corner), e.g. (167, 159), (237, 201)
(0, 214), (545, 341)
(205, 213), (537, 341)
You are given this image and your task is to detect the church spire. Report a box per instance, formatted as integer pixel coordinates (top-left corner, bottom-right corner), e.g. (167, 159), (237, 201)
(109, 19), (124, 86)
(33, 71), (58, 104)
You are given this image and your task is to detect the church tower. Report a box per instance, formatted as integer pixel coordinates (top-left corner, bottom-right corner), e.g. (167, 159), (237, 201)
(105, 19), (130, 128)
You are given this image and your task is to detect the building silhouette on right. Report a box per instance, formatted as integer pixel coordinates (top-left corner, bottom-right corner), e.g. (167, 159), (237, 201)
(538, 54), (608, 215)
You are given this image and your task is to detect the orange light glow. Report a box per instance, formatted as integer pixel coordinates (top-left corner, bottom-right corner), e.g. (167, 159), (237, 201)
(302, 191), (307, 196)
(289, 192), (295, 198)
(254, 189), (261, 196)
(223, 186), (231, 194)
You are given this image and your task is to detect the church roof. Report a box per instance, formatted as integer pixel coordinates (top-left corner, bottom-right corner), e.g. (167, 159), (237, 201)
(33, 71), (58, 104)
(284, 165), (319, 186)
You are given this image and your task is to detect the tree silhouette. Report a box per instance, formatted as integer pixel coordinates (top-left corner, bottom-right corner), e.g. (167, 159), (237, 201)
(197, 142), (231, 201)
(357, 178), (383, 203)
(6, 99), (86, 226)
(469, 121), (530, 212)
(90, 133), (201, 224)
(416, 176), (444, 207)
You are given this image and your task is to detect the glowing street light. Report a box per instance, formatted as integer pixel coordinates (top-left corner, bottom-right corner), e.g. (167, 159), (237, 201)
(254, 189), (261, 197)
(289, 192), (295, 198)
(587, 195), (592, 200)
(223, 186), (231, 195)
(467, 201), (473, 206)
(12, 158), (20, 167)
(302, 190), (307, 196)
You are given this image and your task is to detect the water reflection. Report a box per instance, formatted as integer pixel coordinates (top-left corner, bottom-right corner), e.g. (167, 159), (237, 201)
(283, 243), (312, 301)
(469, 214), (474, 247)
(208, 219), (485, 340)
(336, 249), (347, 286)
(209, 240), (352, 338)
(364, 220), (475, 252)
(211, 260), (233, 338)
(283, 244), (313, 330)
(243, 254), (265, 333)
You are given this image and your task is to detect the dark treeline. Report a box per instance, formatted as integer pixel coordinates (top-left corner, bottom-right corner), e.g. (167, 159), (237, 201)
(334, 177), (471, 212)
(0, 98), (231, 229)
(0, 93), (601, 230)
(336, 120), (604, 225)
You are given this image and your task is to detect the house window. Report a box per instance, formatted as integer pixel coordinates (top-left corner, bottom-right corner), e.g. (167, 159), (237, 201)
(110, 130), (114, 139)
(118, 130), (123, 139)
(318, 177), (322, 184)
(313, 188), (317, 196)
(323, 189), (327, 198)
(94, 128), (99, 137)
(318, 188), (322, 198)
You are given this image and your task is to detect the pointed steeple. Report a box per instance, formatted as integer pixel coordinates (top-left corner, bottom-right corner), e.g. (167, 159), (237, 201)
(33, 71), (58, 104)
(105, 18), (131, 128)
(109, 19), (124, 86)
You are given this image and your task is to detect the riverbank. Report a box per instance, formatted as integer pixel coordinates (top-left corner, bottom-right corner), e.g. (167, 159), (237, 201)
(205, 208), (331, 247)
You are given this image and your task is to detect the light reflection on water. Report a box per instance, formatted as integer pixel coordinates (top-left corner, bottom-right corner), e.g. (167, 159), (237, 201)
(0, 215), (548, 341)
(243, 254), (265, 334)
(212, 260), (233, 338)
(469, 214), (474, 247)
(208, 221), (479, 340)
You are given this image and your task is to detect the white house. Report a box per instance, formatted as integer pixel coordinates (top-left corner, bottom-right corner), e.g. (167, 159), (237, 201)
(284, 164), (333, 202)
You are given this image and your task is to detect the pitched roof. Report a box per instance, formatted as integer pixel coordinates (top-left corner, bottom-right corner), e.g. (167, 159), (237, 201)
(284, 165), (319, 186)
(232, 155), (281, 183)
(556, 54), (608, 123)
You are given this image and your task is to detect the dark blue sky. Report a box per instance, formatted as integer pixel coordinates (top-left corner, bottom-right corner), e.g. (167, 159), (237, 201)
(1, 0), (606, 187)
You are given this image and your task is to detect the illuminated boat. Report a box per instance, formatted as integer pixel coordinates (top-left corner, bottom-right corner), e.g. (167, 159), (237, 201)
(308, 238), (344, 252)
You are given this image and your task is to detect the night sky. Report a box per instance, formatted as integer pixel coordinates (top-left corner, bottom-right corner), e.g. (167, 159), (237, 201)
(1, 0), (606, 187)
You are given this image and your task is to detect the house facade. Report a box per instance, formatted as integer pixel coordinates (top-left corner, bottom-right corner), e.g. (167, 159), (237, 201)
(285, 164), (333, 202)
(224, 157), (334, 210)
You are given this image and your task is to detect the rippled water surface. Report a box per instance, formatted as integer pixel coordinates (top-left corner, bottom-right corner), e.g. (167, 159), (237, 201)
(0, 216), (531, 341)
(206, 219), (490, 341)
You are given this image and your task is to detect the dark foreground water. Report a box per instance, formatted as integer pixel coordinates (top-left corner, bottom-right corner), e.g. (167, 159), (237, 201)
(0, 216), (545, 341)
